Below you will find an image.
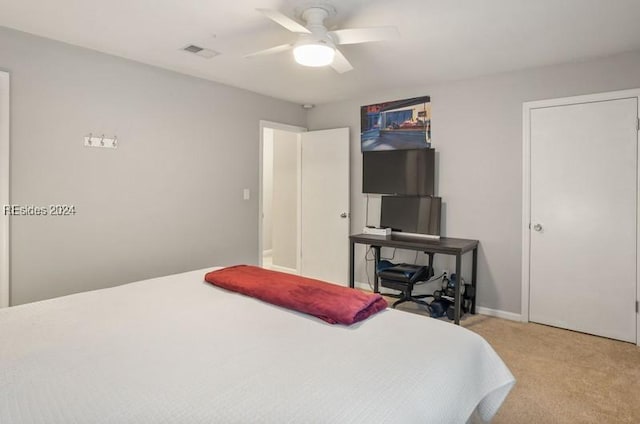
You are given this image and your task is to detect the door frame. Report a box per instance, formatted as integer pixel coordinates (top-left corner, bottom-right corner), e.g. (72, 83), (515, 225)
(258, 120), (307, 270)
(0, 71), (9, 308)
(522, 88), (640, 345)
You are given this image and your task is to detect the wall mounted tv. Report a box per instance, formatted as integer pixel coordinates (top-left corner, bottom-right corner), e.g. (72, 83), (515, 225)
(362, 148), (434, 195)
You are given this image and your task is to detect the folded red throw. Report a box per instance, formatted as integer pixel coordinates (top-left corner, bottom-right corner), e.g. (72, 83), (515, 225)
(204, 265), (387, 325)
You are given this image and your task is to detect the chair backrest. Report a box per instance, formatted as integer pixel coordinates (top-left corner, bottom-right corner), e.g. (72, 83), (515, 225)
(378, 263), (428, 283)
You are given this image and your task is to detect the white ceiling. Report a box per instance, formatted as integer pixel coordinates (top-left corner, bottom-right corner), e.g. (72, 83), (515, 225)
(1, 0), (640, 105)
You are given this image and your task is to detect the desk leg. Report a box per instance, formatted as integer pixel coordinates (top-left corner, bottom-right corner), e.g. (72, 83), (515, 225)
(349, 241), (355, 288)
(373, 246), (381, 293)
(426, 252), (435, 276)
(471, 247), (478, 314)
(454, 253), (462, 325)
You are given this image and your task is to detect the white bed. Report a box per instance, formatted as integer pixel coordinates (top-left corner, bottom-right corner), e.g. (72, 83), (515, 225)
(0, 268), (514, 423)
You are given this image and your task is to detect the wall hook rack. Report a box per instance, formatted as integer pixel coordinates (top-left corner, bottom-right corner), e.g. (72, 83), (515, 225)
(84, 133), (118, 149)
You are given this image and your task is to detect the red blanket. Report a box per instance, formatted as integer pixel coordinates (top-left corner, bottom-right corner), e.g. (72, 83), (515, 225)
(204, 265), (387, 325)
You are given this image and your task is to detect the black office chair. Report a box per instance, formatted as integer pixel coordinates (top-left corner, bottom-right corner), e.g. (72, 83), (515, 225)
(377, 261), (434, 309)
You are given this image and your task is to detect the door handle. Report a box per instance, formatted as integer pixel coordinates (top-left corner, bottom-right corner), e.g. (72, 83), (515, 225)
(340, 212), (349, 218)
(533, 223), (543, 232)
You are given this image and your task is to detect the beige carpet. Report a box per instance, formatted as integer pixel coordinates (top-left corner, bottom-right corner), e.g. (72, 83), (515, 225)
(386, 299), (640, 423)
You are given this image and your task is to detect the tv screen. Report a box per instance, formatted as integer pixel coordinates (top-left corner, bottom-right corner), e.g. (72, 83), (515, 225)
(380, 196), (441, 237)
(362, 148), (434, 195)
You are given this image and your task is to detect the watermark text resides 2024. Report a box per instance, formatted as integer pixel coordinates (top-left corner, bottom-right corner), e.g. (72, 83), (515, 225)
(3, 205), (76, 216)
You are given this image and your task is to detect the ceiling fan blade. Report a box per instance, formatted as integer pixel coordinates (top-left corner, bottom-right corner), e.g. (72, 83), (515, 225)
(330, 48), (354, 74)
(244, 43), (293, 58)
(329, 26), (399, 45)
(256, 8), (311, 34)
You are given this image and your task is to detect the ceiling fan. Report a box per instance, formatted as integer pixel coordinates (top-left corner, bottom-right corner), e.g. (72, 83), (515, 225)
(245, 4), (399, 73)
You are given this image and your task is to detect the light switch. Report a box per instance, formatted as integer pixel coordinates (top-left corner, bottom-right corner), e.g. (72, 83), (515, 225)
(243, 188), (250, 200)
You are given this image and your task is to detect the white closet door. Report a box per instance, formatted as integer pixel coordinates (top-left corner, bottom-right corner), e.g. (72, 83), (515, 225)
(529, 97), (637, 342)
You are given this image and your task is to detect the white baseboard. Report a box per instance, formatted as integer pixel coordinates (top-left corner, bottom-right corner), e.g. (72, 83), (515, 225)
(269, 264), (297, 274)
(262, 249), (273, 257)
(476, 306), (522, 322)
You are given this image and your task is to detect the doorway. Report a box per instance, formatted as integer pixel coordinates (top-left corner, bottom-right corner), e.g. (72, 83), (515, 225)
(0, 71), (9, 308)
(522, 89), (640, 344)
(261, 126), (302, 274)
(259, 121), (350, 284)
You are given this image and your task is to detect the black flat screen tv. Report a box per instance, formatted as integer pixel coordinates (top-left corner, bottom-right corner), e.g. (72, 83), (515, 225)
(380, 195), (441, 238)
(362, 148), (434, 195)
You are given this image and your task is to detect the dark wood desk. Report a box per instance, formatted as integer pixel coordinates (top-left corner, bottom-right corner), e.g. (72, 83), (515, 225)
(349, 233), (479, 324)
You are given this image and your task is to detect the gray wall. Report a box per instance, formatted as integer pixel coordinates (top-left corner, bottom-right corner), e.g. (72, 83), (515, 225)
(271, 129), (299, 270)
(307, 50), (640, 315)
(1, 27), (306, 305)
(5, 22), (640, 314)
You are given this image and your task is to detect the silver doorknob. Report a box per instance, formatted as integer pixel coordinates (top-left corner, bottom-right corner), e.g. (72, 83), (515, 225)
(340, 212), (348, 218)
(533, 223), (543, 232)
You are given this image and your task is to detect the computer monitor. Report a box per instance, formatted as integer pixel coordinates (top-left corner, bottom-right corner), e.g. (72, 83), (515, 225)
(380, 195), (441, 239)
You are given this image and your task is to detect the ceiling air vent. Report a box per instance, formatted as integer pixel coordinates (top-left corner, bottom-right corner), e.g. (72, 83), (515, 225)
(182, 44), (218, 59)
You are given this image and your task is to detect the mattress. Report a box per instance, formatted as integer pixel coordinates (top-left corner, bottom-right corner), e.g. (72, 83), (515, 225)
(0, 268), (515, 423)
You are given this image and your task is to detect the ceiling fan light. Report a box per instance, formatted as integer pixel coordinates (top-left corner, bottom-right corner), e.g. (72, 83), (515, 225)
(293, 43), (335, 67)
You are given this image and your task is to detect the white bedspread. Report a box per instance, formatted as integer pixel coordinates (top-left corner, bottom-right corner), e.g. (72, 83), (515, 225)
(0, 268), (514, 423)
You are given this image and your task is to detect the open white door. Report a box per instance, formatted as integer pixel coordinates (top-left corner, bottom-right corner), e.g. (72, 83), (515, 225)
(0, 71), (9, 308)
(300, 128), (350, 285)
